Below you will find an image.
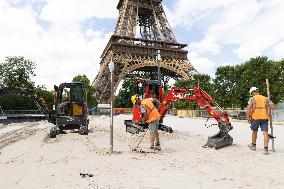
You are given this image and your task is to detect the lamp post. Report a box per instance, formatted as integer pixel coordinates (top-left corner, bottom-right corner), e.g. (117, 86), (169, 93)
(156, 49), (161, 84)
(108, 59), (114, 153)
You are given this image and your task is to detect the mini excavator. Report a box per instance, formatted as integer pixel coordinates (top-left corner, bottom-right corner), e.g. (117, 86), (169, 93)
(0, 82), (89, 138)
(125, 79), (234, 149)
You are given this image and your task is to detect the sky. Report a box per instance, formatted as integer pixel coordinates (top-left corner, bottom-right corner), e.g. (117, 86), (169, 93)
(0, 0), (283, 90)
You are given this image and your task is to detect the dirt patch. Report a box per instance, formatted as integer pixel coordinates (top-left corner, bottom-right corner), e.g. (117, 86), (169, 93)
(0, 122), (47, 150)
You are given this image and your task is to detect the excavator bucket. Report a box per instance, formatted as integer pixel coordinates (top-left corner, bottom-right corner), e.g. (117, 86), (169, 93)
(203, 131), (233, 149)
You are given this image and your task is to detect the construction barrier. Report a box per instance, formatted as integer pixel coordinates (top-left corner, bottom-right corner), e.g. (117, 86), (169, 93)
(172, 108), (177, 116)
(114, 108), (132, 114)
(171, 109), (284, 122)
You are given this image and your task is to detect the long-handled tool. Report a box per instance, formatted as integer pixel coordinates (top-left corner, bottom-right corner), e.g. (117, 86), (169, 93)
(131, 129), (149, 151)
(266, 79), (276, 152)
(80, 169), (100, 189)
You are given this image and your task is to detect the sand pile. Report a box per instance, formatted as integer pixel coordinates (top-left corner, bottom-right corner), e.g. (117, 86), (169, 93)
(0, 115), (283, 189)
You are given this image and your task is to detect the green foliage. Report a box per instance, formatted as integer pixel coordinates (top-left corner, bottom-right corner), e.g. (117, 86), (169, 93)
(173, 74), (214, 109)
(214, 64), (243, 109)
(115, 77), (137, 108)
(274, 59), (284, 102)
(72, 74), (97, 108)
(214, 56), (283, 109)
(0, 95), (35, 110)
(35, 86), (54, 110)
(0, 56), (36, 89)
(0, 86), (53, 111)
(0, 56), (40, 110)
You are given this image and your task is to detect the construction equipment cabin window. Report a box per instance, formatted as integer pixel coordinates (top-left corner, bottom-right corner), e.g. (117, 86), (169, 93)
(71, 85), (84, 103)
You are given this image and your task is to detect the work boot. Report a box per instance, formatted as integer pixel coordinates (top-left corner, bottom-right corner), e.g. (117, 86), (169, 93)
(154, 142), (161, 151)
(263, 147), (269, 155)
(149, 144), (154, 150)
(248, 143), (256, 151)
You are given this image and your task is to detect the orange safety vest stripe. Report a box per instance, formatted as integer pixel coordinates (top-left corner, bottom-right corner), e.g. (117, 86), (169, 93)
(250, 95), (269, 120)
(141, 98), (161, 123)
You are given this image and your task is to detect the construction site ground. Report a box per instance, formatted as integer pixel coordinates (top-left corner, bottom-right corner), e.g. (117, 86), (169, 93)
(0, 115), (284, 189)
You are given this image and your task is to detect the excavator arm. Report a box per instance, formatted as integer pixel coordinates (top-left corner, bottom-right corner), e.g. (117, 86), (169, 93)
(125, 78), (234, 149)
(159, 87), (232, 132)
(0, 87), (50, 116)
(157, 87), (233, 149)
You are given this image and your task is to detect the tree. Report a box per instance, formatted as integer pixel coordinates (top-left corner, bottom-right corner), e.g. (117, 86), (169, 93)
(237, 56), (284, 108)
(115, 76), (137, 108)
(0, 85), (53, 111)
(0, 56), (39, 110)
(274, 59), (284, 102)
(72, 74), (97, 108)
(0, 56), (36, 89)
(214, 65), (243, 108)
(213, 56), (283, 109)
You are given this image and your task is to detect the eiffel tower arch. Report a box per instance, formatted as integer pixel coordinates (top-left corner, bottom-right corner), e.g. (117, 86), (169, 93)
(93, 0), (195, 103)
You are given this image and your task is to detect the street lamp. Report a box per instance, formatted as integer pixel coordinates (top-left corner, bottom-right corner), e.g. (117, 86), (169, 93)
(108, 58), (115, 153)
(156, 49), (161, 84)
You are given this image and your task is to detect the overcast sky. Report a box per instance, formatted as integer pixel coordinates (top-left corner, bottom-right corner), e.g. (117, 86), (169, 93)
(0, 0), (283, 90)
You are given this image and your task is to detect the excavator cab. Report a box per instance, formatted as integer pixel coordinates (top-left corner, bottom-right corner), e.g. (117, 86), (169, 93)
(135, 79), (163, 102)
(132, 79), (163, 124)
(49, 82), (89, 138)
(55, 82), (85, 117)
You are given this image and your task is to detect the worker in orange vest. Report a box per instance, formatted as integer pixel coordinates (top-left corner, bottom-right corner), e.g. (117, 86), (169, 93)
(140, 98), (162, 150)
(247, 87), (276, 155)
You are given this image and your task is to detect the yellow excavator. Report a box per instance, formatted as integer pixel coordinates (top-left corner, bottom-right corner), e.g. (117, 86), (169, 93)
(0, 82), (89, 138)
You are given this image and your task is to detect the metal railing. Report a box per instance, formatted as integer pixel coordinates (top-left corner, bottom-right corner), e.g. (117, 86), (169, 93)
(0, 106), (7, 120)
(271, 110), (284, 122)
(174, 109), (284, 122)
(2, 110), (45, 119)
(3, 110), (42, 114)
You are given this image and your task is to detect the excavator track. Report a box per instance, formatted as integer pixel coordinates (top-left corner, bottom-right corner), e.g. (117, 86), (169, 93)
(125, 120), (173, 134)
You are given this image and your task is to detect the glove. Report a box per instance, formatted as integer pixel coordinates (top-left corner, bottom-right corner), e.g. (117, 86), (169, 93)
(247, 119), (251, 124)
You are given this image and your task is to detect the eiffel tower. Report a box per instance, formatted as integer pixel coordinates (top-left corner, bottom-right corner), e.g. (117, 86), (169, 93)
(93, 0), (195, 103)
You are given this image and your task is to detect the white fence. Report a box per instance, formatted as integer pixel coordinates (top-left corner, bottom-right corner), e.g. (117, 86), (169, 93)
(271, 110), (284, 122)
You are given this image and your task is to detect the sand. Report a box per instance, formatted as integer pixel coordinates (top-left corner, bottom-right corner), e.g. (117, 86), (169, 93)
(0, 115), (284, 189)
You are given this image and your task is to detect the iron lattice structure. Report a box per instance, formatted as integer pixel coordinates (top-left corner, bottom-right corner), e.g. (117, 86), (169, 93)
(93, 0), (195, 103)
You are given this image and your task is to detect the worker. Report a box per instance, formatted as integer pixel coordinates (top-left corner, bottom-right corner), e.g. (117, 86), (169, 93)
(141, 97), (161, 150)
(60, 96), (70, 115)
(247, 87), (276, 155)
(131, 95), (144, 124)
(150, 91), (160, 109)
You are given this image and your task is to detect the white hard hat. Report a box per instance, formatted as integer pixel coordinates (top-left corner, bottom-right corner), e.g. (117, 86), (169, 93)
(249, 87), (259, 94)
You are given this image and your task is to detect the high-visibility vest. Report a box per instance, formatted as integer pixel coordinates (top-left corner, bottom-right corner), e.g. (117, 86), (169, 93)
(141, 98), (161, 123)
(250, 94), (269, 120)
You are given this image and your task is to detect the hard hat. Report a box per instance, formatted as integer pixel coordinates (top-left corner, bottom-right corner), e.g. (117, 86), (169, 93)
(131, 95), (139, 104)
(249, 87), (259, 94)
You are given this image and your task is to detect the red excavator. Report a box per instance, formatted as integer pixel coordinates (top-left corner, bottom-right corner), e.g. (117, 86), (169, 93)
(125, 79), (233, 149)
